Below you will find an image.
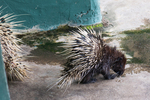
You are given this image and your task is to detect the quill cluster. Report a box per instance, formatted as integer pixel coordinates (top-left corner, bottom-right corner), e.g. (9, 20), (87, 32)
(0, 6), (28, 81)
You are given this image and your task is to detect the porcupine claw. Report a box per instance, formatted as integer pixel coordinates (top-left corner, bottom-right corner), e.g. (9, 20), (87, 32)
(117, 71), (124, 77)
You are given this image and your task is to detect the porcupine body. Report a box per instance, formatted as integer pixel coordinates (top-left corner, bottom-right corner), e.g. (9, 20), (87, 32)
(56, 28), (126, 88)
(0, 6), (28, 81)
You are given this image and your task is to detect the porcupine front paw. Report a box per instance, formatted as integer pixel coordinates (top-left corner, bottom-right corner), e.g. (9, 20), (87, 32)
(81, 78), (97, 84)
(104, 74), (117, 80)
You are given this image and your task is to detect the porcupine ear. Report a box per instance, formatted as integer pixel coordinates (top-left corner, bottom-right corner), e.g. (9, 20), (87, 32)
(0, 6), (28, 81)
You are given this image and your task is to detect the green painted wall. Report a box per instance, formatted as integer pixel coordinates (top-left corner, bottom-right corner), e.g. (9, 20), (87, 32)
(1, 0), (101, 30)
(0, 44), (10, 100)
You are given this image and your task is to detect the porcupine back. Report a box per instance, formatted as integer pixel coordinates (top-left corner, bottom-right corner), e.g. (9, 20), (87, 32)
(56, 28), (105, 88)
(0, 6), (28, 81)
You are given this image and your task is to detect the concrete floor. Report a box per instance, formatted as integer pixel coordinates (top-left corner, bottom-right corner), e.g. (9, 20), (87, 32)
(8, 48), (150, 100)
(9, 0), (150, 100)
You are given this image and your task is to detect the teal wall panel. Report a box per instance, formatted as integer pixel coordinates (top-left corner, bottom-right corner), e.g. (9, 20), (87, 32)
(1, 0), (101, 30)
(0, 44), (10, 100)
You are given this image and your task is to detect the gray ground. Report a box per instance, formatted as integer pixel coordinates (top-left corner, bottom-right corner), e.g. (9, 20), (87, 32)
(9, 0), (150, 100)
(8, 49), (150, 100)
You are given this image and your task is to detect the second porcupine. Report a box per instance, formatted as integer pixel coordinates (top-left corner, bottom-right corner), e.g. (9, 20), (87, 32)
(56, 28), (126, 88)
(0, 6), (28, 81)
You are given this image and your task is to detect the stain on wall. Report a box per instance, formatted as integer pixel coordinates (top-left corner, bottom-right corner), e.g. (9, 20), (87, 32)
(1, 0), (101, 30)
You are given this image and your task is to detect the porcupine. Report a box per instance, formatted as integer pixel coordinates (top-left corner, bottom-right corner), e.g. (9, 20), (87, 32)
(55, 28), (126, 88)
(0, 6), (28, 81)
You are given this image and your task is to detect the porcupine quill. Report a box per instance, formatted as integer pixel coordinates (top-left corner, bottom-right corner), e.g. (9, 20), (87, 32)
(49, 28), (126, 90)
(0, 6), (28, 81)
